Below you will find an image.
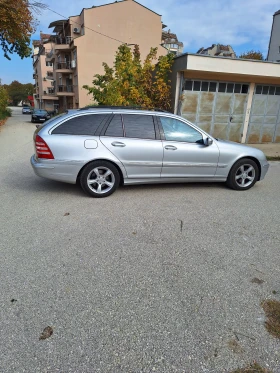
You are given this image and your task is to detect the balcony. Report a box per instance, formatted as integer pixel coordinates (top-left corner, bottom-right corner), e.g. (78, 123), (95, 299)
(53, 36), (73, 51)
(45, 88), (55, 95)
(56, 85), (75, 96)
(42, 89), (59, 101)
(46, 71), (54, 79)
(33, 73), (38, 79)
(56, 61), (71, 73)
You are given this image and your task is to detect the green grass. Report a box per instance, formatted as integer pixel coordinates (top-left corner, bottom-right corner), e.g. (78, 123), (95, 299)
(266, 156), (280, 161)
(262, 299), (280, 339)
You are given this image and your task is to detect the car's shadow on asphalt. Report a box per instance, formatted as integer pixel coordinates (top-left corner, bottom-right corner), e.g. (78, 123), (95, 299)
(4, 174), (87, 198)
(121, 182), (227, 194)
(31, 178), (86, 196)
(6, 172), (227, 198)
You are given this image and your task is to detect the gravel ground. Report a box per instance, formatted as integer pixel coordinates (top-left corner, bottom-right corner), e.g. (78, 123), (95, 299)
(0, 107), (280, 373)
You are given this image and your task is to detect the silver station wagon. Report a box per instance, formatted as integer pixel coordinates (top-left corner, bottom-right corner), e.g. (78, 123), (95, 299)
(31, 107), (269, 198)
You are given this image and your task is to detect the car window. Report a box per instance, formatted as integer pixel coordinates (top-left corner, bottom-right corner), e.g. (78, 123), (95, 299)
(159, 117), (203, 143)
(105, 114), (124, 137)
(123, 114), (155, 140)
(34, 110), (47, 114)
(52, 114), (107, 135)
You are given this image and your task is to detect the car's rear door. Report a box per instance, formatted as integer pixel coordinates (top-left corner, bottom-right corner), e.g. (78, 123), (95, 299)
(100, 113), (163, 179)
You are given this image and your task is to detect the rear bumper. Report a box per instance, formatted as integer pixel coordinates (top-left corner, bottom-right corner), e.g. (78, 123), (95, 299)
(30, 155), (81, 184)
(260, 162), (270, 180)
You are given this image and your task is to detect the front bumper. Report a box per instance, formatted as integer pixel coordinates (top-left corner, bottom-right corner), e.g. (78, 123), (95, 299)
(30, 155), (81, 184)
(32, 117), (48, 122)
(260, 162), (270, 180)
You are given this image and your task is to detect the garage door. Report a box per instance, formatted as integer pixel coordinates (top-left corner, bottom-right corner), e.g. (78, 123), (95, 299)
(180, 80), (249, 142)
(247, 85), (280, 143)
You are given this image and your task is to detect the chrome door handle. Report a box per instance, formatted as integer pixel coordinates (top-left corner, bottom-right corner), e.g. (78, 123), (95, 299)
(111, 142), (126, 147)
(164, 145), (177, 150)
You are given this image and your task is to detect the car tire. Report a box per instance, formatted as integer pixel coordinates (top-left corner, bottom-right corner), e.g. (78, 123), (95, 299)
(80, 161), (120, 198)
(226, 158), (259, 191)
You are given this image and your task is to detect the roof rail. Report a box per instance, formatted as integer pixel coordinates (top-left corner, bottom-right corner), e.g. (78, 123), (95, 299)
(78, 105), (170, 113)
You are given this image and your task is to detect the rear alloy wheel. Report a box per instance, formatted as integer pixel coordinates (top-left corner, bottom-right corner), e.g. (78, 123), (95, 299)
(80, 161), (120, 198)
(227, 158), (259, 191)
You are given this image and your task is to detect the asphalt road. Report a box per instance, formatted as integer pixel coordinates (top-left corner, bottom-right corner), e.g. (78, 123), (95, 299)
(0, 107), (280, 373)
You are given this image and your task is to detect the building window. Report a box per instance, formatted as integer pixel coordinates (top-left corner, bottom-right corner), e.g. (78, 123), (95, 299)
(193, 81), (201, 91)
(46, 61), (53, 67)
(184, 80), (248, 94)
(278, 46), (280, 53)
(255, 84), (280, 95)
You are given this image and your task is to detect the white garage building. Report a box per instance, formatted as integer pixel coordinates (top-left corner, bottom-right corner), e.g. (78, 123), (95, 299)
(171, 53), (280, 143)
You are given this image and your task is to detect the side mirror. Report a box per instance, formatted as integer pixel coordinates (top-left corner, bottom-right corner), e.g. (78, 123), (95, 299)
(205, 137), (213, 146)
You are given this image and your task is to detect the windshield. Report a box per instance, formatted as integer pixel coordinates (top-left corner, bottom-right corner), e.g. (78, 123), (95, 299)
(34, 110), (48, 114)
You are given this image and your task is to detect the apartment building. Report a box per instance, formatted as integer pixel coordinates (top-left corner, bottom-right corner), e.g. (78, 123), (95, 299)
(32, 33), (58, 111)
(34, 0), (179, 111)
(267, 10), (280, 61)
(161, 30), (183, 55)
(197, 44), (236, 58)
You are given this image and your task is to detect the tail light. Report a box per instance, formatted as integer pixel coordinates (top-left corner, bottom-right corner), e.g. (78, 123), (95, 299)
(35, 135), (54, 159)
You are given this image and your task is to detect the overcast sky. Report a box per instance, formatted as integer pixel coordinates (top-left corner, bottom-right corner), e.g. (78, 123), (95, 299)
(0, 0), (279, 84)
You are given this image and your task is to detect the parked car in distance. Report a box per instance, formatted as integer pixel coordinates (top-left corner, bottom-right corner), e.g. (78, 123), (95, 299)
(22, 106), (32, 114)
(31, 109), (51, 123)
(30, 107), (270, 198)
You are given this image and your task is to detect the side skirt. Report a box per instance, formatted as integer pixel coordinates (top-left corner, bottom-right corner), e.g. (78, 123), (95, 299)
(123, 177), (227, 185)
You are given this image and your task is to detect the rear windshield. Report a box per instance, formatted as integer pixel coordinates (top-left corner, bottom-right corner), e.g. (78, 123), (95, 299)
(34, 113), (68, 134)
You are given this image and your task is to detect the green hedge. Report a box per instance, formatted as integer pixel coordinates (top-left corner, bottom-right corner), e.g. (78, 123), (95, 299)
(0, 108), (12, 120)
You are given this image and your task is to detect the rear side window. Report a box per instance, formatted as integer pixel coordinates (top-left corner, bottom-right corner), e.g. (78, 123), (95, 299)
(52, 114), (107, 135)
(105, 114), (124, 137)
(123, 114), (155, 139)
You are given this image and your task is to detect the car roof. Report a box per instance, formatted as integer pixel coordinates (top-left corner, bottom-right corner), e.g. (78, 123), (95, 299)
(42, 107), (181, 131)
(67, 107), (174, 116)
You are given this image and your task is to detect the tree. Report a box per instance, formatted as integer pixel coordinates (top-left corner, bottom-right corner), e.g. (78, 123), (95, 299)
(0, 0), (46, 60)
(83, 44), (174, 111)
(0, 86), (9, 113)
(239, 50), (264, 60)
(4, 81), (34, 105)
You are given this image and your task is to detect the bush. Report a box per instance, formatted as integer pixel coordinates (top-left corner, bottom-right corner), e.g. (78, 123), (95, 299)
(0, 86), (11, 122)
(0, 108), (11, 120)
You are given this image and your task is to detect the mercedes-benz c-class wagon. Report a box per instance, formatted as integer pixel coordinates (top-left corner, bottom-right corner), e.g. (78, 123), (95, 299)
(31, 107), (269, 198)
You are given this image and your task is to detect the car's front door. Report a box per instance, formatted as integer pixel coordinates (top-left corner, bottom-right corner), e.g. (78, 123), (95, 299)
(159, 116), (219, 178)
(100, 114), (163, 179)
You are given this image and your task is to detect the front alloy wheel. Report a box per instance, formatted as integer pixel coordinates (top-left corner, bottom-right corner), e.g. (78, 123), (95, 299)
(80, 161), (120, 198)
(235, 164), (256, 188)
(227, 158), (259, 191)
